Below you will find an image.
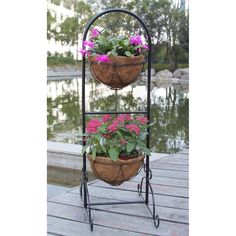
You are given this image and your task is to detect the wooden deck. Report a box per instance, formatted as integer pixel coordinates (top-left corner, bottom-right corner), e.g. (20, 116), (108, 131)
(47, 150), (189, 236)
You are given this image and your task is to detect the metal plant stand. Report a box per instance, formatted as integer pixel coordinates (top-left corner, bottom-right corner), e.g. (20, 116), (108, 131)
(80, 9), (160, 231)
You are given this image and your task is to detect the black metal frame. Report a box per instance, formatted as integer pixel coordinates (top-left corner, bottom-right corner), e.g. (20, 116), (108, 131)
(80, 9), (160, 231)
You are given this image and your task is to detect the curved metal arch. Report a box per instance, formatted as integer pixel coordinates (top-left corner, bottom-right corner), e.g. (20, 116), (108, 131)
(82, 8), (152, 47)
(81, 8), (152, 210)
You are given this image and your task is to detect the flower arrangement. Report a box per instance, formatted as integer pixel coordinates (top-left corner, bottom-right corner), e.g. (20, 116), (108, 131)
(79, 27), (149, 63)
(82, 114), (153, 161)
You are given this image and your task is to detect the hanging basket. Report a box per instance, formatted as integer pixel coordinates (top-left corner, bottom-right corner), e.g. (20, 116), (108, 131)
(88, 55), (145, 90)
(88, 154), (144, 186)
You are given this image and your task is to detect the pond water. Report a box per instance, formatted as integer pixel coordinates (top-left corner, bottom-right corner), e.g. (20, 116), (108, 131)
(47, 166), (96, 187)
(47, 75), (189, 153)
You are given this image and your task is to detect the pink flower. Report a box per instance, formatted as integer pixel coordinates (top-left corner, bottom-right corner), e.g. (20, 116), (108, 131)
(115, 115), (125, 123)
(125, 124), (140, 135)
(95, 55), (111, 63)
(79, 49), (91, 56)
(91, 28), (100, 38)
(83, 40), (94, 48)
(86, 119), (102, 134)
(108, 121), (119, 133)
(136, 116), (148, 125)
(102, 114), (112, 122)
(130, 34), (142, 46)
(142, 44), (149, 50)
(124, 114), (132, 121)
(115, 114), (132, 123)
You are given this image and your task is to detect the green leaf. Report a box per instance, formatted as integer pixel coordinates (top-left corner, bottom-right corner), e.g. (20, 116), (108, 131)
(127, 142), (135, 153)
(124, 51), (132, 57)
(101, 145), (106, 153)
(108, 147), (119, 161)
(92, 146), (96, 160)
(101, 137), (106, 145)
(139, 132), (147, 141)
(94, 134), (101, 142)
(111, 49), (118, 56)
(120, 128), (132, 136)
(142, 146), (151, 156)
(116, 131), (123, 137)
(123, 39), (129, 46)
(82, 144), (90, 154)
(99, 124), (107, 133)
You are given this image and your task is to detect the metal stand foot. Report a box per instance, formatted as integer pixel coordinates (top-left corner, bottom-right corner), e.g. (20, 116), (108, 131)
(81, 165), (160, 231)
(80, 170), (94, 231)
(137, 164), (160, 228)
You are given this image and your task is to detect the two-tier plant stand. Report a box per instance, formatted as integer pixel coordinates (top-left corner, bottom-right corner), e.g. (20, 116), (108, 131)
(80, 9), (160, 231)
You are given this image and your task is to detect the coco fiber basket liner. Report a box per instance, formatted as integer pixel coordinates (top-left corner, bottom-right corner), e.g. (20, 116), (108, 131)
(88, 154), (144, 186)
(88, 55), (145, 90)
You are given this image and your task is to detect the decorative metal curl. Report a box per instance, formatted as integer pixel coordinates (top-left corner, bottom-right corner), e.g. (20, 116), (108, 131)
(143, 163), (153, 180)
(137, 165), (160, 228)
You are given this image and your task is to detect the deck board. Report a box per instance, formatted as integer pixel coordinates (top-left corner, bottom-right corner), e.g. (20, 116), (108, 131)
(48, 150), (189, 235)
(144, 168), (188, 179)
(49, 192), (189, 224)
(48, 202), (188, 235)
(70, 186), (188, 210)
(91, 180), (189, 198)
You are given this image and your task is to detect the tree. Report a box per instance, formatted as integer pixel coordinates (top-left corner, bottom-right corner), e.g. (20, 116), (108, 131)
(134, 0), (189, 68)
(57, 16), (79, 46)
(47, 10), (56, 40)
(74, 0), (93, 34)
(51, 0), (61, 6)
(55, 1), (93, 58)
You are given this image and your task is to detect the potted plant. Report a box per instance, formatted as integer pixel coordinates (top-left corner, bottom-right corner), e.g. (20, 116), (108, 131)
(82, 114), (153, 186)
(79, 28), (149, 89)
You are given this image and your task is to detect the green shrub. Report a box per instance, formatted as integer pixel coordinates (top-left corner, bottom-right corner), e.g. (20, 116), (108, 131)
(47, 51), (80, 66)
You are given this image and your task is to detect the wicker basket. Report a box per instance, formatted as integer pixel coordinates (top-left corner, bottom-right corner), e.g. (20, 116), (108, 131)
(88, 154), (144, 186)
(88, 55), (145, 90)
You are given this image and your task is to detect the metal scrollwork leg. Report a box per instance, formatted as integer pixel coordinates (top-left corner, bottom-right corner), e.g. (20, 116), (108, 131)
(137, 164), (160, 228)
(148, 180), (160, 228)
(84, 182), (93, 231)
(80, 168), (94, 231)
(137, 176), (145, 196)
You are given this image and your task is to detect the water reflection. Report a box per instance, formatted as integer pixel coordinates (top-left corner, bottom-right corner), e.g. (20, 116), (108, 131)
(47, 76), (189, 153)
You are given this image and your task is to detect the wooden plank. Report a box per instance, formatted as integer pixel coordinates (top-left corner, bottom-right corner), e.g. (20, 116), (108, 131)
(154, 155), (189, 163)
(156, 158), (189, 166)
(47, 233), (61, 236)
(151, 162), (189, 172)
(178, 150), (189, 154)
(48, 202), (189, 236)
(160, 153), (188, 158)
(151, 159), (189, 166)
(157, 154), (188, 162)
(70, 185), (189, 210)
(142, 168), (189, 179)
(48, 215), (149, 236)
(49, 191), (189, 224)
(131, 175), (189, 188)
(91, 180), (189, 198)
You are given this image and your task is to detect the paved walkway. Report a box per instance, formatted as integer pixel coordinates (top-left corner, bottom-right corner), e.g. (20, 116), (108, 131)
(47, 150), (189, 236)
